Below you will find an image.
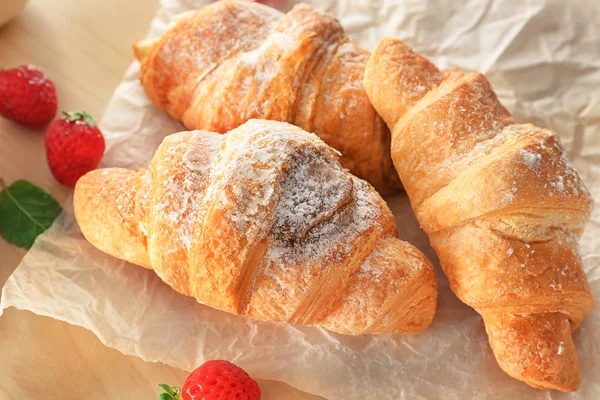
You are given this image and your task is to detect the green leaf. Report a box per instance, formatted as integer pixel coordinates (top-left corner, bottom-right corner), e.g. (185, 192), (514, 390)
(0, 179), (62, 249)
(62, 110), (96, 127)
(158, 384), (176, 396)
(158, 384), (181, 400)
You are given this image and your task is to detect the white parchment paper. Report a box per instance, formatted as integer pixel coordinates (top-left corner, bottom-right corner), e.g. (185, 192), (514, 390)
(2, 1), (600, 399)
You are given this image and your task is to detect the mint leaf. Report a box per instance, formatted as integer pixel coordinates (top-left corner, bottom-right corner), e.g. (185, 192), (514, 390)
(0, 179), (62, 249)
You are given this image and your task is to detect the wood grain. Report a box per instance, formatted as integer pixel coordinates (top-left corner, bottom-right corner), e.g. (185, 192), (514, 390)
(0, 0), (322, 398)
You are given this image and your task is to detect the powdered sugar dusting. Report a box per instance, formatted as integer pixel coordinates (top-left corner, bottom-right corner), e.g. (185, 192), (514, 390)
(271, 148), (352, 242)
(149, 1), (395, 190)
(520, 149), (542, 170)
(201, 118), (384, 265)
(446, 124), (591, 210)
(359, 248), (384, 282)
(210, 121), (304, 239)
(557, 341), (565, 355)
(267, 175), (382, 265)
(157, 1), (281, 74)
(152, 131), (224, 251)
(551, 175), (566, 194)
(261, 175), (384, 299)
(206, 120), (388, 307)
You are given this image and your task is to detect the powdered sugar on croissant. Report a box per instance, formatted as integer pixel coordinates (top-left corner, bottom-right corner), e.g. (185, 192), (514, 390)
(364, 38), (593, 391)
(74, 119), (437, 335)
(133, 0), (400, 194)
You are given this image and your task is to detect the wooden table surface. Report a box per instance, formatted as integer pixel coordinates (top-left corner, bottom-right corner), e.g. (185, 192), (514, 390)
(0, 1), (319, 398)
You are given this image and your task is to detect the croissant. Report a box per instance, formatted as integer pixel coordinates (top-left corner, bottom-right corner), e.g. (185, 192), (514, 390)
(363, 38), (594, 390)
(132, 0), (401, 194)
(73, 119), (437, 335)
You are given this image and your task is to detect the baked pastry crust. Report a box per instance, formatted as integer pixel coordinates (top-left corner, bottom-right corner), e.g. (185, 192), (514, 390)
(364, 38), (593, 391)
(133, 0), (401, 194)
(74, 119), (437, 335)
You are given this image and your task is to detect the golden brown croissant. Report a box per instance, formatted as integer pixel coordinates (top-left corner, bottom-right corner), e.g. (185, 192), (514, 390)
(363, 38), (594, 391)
(132, 0), (401, 194)
(73, 119), (437, 335)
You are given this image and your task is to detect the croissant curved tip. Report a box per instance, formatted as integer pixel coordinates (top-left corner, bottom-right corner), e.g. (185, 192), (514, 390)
(505, 348), (580, 392)
(74, 168), (153, 270)
(525, 367), (580, 392)
(133, 39), (156, 62)
(484, 312), (581, 392)
(319, 237), (438, 335)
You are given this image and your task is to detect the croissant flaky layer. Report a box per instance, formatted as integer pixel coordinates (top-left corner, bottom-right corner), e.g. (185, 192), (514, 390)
(133, 0), (401, 194)
(74, 119), (437, 335)
(364, 39), (594, 391)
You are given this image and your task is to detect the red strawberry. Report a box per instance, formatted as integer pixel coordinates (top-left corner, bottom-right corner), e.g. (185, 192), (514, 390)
(44, 111), (105, 186)
(158, 360), (261, 400)
(0, 65), (57, 128)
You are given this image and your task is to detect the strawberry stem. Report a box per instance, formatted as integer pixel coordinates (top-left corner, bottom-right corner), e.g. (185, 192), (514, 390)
(157, 384), (181, 400)
(62, 110), (96, 127)
(0, 178), (5, 191)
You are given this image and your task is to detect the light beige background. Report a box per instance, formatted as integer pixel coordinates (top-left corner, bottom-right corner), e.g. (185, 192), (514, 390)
(0, 0), (318, 398)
